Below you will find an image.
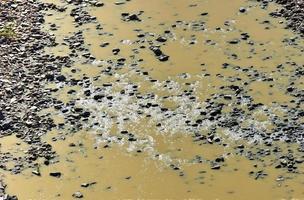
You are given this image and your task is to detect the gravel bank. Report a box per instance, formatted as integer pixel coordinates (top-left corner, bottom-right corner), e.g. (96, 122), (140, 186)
(0, 0), (303, 199)
(266, 0), (304, 36)
(0, 0), (71, 198)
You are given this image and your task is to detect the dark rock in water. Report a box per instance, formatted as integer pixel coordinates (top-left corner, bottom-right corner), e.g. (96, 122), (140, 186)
(252, 170), (268, 180)
(241, 32), (250, 40)
(32, 170), (41, 176)
(115, 1), (126, 5)
(128, 137), (137, 142)
(69, 143), (76, 147)
(49, 172), (62, 178)
(158, 54), (169, 62)
(239, 7), (246, 13)
(81, 182), (97, 188)
(46, 73), (55, 81)
(93, 94), (105, 101)
(81, 111), (91, 118)
(56, 75), (67, 82)
(100, 42), (109, 47)
(84, 90), (91, 96)
(286, 87), (294, 92)
(210, 162), (221, 170)
(228, 39), (240, 44)
(93, 2), (104, 7)
(149, 46), (169, 62)
(0, 111), (4, 121)
(156, 36), (167, 42)
(128, 14), (141, 21)
(1, 121), (13, 131)
(150, 46), (163, 56)
(112, 48), (120, 55)
(215, 157), (225, 162)
(121, 13), (141, 21)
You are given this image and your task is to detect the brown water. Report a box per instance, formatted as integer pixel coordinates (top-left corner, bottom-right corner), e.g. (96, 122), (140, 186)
(2, 0), (304, 199)
(3, 131), (304, 200)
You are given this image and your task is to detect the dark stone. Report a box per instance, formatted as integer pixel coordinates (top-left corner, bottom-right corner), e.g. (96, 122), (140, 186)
(56, 75), (66, 82)
(158, 54), (169, 62)
(228, 39), (240, 44)
(49, 172), (62, 178)
(93, 94), (105, 101)
(156, 36), (167, 42)
(211, 163), (221, 170)
(239, 7), (246, 13)
(0, 111), (4, 120)
(81, 111), (91, 118)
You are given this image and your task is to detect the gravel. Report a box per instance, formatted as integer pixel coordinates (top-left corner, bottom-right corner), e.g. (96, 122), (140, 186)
(0, 0), (303, 198)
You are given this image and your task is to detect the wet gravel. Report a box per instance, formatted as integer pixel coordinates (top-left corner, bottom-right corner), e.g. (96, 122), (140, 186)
(0, 0), (72, 198)
(48, 0), (304, 173)
(0, 0), (303, 199)
(269, 0), (304, 36)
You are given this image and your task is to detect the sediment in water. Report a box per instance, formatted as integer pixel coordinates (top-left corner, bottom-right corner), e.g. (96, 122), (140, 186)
(0, 0), (303, 199)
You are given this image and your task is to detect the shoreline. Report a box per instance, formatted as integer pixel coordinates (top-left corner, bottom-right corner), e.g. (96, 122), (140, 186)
(0, 0), (303, 199)
(0, 1), (70, 199)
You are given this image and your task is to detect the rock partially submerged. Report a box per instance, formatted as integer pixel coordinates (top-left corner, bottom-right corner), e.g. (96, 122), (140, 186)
(0, 180), (17, 200)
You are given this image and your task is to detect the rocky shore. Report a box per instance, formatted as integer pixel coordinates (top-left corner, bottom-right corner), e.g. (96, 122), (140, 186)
(0, 0), (303, 199)
(0, 0), (71, 198)
(270, 0), (304, 36)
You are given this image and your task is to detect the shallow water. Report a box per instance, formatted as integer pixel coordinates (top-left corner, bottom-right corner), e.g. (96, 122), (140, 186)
(2, 0), (304, 199)
(3, 131), (304, 200)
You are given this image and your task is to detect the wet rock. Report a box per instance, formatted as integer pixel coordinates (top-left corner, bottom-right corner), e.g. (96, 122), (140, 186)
(81, 182), (97, 188)
(210, 162), (221, 170)
(0, 121), (13, 131)
(93, 94), (105, 101)
(241, 32), (250, 40)
(149, 46), (169, 62)
(112, 48), (120, 55)
(228, 39), (240, 44)
(239, 7), (246, 13)
(92, 1), (104, 7)
(49, 172), (62, 178)
(56, 75), (66, 82)
(121, 13), (141, 22)
(156, 36), (167, 43)
(0, 112), (5, 121)
(100, 42), (109, 47)
(269, 0), (304, 35)
(158, 54), (170, 62)
(115, 1), (126, 5)
(32, 170), (41, 176)
(70, 6), (97, 25)
(72, 191), (83, 198)
(81, 111), (91, 118)
(250, 170), (268, 180)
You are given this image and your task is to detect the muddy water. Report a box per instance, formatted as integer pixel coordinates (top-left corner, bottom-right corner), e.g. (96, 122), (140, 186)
(2, 0), (304, 199)
(3, 131), (304, 199)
